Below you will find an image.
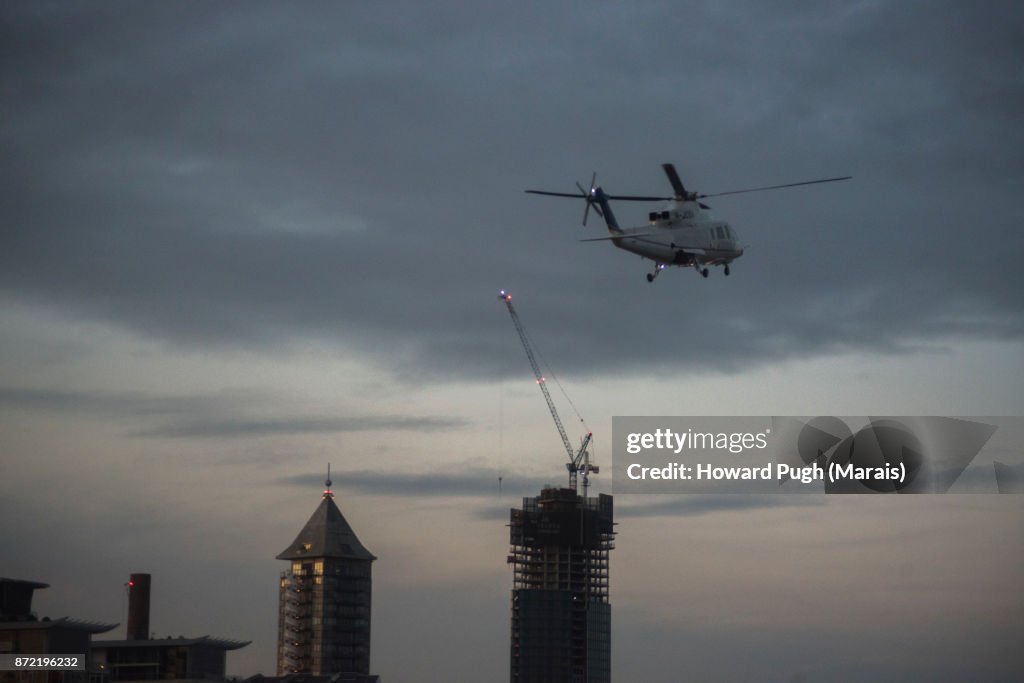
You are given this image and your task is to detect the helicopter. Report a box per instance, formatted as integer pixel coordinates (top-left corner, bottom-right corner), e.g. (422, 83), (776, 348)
(526, 163), (851, 282)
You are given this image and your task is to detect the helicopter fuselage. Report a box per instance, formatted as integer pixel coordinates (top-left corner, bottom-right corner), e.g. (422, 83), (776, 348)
(609, 200), (743, 269)
(585, 193), (744, 279)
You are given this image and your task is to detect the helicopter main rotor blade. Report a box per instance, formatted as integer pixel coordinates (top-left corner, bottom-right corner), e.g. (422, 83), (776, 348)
(661, 163), (688, 198)
(603, 193), (673, 201)
(525, 189), (671, 202)
(699, 176), (852, 199)
(525, 190), (588, 198)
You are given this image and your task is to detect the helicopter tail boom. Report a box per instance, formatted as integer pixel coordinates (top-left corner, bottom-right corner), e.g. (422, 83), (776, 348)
(591, 187), (623, 234)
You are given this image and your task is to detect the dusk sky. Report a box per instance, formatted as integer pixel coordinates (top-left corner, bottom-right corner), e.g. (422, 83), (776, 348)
(2, 2), (1023, 681)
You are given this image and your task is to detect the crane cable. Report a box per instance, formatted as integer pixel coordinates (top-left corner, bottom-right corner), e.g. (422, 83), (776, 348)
(531, 340), (590, 436)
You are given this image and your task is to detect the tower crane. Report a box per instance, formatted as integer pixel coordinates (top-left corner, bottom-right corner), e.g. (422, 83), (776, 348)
(499, 289), (598, 495)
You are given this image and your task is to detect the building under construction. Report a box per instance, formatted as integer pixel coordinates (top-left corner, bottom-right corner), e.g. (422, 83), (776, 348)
(499, 290), (616, 682)
(508, 487), (614, 683)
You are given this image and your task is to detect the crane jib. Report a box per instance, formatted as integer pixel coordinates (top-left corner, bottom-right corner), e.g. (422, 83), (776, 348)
(500, 294), (575, 461)
(499, 290), (597, 494)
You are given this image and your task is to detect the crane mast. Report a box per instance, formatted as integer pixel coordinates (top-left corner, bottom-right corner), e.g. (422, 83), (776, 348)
(499, 290), (597, 493)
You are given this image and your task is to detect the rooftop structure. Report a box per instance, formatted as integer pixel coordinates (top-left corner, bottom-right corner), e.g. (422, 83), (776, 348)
(125, 573), (151, 642)
(90, 636), (249, 683)
(0, 577), (118, 683)
(0, 578), (50, 622)
(91, 573), (249, 682)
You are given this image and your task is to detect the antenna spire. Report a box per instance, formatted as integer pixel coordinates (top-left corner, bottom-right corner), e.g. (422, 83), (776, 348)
(323, 463), (334, 499)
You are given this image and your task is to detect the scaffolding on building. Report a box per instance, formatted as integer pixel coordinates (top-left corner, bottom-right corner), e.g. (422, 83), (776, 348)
(508, 487), (615, 683)
(278, 569), (312, 673)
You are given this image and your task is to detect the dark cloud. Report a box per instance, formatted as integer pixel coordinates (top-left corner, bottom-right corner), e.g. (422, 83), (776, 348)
(618, 494), (830, 518)
(278, 469), (544, 499)
(0, 386), (238, 416)
(136, 414), (468, 439)
(1, 3), (1021, 384)
(468, 494), (831, 522)
(0, 386), (467, 438)
(279, 469), (834, 518)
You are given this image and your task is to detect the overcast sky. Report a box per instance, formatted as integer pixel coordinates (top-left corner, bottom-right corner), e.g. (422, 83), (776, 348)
(2, 2), (1023, 681)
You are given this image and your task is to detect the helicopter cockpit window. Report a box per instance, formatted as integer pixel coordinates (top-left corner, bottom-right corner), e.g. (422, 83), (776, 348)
(661, 211), (671, 221)
(715, 226), (725, 239)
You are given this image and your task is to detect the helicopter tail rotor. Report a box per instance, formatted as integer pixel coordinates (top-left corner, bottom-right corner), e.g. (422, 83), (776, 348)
(575, 172), (604, 226)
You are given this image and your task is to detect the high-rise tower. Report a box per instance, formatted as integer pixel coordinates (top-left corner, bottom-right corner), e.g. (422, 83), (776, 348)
(508, 487), (615, 683)
(276, 472), (376, 679)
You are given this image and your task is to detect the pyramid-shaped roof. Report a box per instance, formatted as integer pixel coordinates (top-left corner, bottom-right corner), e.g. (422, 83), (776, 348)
(277, 495), (376, 562)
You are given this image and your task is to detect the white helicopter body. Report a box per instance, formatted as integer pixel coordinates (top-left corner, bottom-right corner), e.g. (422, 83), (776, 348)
(527, 163), (849, 282)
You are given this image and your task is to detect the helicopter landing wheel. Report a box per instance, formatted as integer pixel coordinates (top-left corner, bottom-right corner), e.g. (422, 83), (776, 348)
(701, 268), (709, 278)
(724, 265), (730, 276)
(646, 273), (654, 283)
